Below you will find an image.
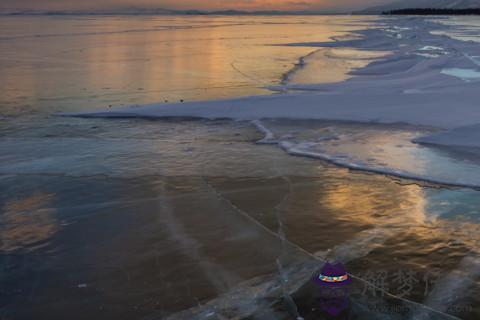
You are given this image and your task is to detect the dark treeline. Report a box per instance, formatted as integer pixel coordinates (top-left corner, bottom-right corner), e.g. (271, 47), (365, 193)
(383, 8), (480, 15)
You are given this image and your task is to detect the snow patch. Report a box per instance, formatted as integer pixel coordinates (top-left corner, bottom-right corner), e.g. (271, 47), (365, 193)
(441, 68), (480, 80)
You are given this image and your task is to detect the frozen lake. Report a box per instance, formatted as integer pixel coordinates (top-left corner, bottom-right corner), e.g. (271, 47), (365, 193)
(1, 15), (480, 320)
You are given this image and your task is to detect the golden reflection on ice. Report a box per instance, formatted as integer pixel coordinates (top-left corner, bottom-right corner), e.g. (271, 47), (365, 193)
(320, 178), (428, 226)
(1, 192), (58, 252)
(0, 16), (377, 113)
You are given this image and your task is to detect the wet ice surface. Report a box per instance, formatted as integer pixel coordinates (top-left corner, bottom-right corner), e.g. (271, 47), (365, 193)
(2, 118), (480, 320)
(0, 15), (375, 117)
(0, 118), (313, 319)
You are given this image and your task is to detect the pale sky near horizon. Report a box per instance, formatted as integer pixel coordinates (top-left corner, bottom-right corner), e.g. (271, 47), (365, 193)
(0, 0), (394, 12)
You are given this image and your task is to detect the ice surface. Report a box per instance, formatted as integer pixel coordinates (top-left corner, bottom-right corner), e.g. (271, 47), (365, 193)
(64, 17), (480, 188)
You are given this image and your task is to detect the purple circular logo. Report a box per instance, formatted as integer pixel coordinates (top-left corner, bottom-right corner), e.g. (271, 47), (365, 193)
(313, 262), (351, 316)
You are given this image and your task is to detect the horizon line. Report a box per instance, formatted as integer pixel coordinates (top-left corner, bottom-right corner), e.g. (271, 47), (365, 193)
(0, 8), (356, 15)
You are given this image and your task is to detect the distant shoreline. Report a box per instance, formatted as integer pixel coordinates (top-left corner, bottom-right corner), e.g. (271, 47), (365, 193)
(0, 9), (350, 16)
(383, 8), (480, 15)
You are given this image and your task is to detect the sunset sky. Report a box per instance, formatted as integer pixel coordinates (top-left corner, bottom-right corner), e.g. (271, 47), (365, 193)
(0, 0), (392, 12)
